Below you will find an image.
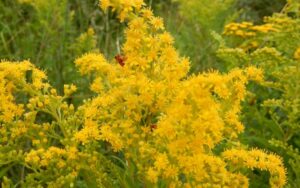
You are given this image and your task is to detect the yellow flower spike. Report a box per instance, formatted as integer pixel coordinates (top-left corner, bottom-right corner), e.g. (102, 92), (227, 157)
(150, 16), (164, 30)
(99, 0), (144, 21)
(75, 53), (112, 75)
(154, 152), (169, 171)
(159, 32), (174, 45)
(222, 149), (287, 188)
(100, 0), (111, 11)
(245, 66), (264, 82)
(141, 8), (153, 19)
(146, 167), (159, 183)
(99, 125), (123, 151)
(50, 88), (57, 95)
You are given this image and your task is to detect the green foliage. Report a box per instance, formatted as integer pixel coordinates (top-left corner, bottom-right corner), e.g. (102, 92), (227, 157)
(236, 0), (286, 23)
(160, 0), (237, 72)
(151, 0), (286, 73)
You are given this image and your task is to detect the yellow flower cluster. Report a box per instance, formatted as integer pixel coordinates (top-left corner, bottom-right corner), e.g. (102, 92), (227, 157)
(0, 60), (104, 186)
(0, 61), (47, 123)
(0, 1), (287, 187)
(71, 1), (287, 187)
(75, 53), (113, 76)
(100, 0), (144, 21)
(224, 22), (277, 38)
(222, 19), (284, 51)
(223, 149), (287, 187)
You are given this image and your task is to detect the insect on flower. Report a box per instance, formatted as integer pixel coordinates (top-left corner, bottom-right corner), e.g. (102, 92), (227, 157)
(115, 54), (127, 67)
(150, 124), (157, 132)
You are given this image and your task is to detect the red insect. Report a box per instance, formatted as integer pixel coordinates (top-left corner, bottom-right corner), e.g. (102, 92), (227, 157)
(150, 124), (157, 132)
(115, 54), (127, 67)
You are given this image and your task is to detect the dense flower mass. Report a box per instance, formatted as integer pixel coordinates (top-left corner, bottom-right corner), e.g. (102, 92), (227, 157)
(75, 0), (285, 187)
(0, 0), (287, 187)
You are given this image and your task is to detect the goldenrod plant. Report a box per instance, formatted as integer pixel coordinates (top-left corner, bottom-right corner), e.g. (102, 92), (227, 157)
(0, 1), (287, 187)
(0, 0), (122, 97)
(216, 0), (300, 186)
(0, 60), (127, 187)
